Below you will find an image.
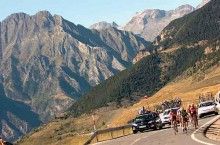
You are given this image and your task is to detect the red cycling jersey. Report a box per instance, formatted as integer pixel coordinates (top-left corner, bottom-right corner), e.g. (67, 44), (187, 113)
(170, 111), (177, 121)
(190, 106), (197, 116)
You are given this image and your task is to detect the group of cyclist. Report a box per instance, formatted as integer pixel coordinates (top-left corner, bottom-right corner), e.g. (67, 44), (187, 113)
(169, 104), (198, 134)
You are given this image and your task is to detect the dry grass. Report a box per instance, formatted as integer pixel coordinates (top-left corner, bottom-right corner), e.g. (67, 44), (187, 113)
(18, 105), (121, 145)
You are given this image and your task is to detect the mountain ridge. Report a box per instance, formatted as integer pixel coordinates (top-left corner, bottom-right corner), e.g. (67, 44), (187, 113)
(0, 10), (151, 141)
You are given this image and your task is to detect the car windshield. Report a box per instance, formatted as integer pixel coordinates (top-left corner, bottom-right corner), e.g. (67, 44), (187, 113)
(163, 110), (170, 115)
(134, 114), (152, 122)
(199, 102), (215, 107)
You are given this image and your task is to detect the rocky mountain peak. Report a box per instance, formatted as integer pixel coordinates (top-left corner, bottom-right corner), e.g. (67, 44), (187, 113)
(143, 9), (166, 19)
(175, 4), (195, 11)
(90, 21), (118, 30)
(3, 12), (30, 24)
(174, 4), (195, 13)
(124, 4), (194, 41)
(35, 10), (52, 18)
(170, 4), (195, 18)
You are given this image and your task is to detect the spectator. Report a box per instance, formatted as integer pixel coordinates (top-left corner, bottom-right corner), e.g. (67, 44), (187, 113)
(154, 98), (182, 112)
(138, 106), (146, 115)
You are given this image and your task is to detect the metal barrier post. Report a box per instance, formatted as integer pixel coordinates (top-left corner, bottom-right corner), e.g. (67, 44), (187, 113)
(110, 131), (113, 139)
(96, 134), (98, 142)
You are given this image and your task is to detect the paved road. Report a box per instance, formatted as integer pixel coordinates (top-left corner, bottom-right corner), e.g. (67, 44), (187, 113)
(95, 115), (219, 145)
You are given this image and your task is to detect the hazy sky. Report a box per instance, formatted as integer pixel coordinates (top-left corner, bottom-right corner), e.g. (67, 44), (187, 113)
(0, 0), (202, 27)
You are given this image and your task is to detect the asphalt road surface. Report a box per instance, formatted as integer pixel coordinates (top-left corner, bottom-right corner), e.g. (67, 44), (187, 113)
(95, 115), (219, 145)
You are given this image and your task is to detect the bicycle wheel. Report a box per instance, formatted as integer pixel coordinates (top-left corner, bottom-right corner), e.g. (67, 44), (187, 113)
(192, 115), (198, 129)
(173, 122), (178, 135)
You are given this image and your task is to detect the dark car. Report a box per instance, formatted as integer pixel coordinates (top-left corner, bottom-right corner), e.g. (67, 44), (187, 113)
(132, 112), (163, 134)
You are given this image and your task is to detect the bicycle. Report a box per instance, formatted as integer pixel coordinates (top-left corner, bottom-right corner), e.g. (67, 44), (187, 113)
(191, 114), (198, 129)
(172, 120), (178, 135)
(182, 117), (188, 133)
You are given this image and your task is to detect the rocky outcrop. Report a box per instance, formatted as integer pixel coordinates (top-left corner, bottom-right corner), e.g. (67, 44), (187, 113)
(132, 50), (151, 63)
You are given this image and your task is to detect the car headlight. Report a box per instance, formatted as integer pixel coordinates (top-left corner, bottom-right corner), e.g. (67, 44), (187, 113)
(132, 123), (138, 126)
(148, 121), (153, 124)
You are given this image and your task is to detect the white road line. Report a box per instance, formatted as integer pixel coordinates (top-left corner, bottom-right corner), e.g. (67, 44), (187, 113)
(191, 115), (220, 145)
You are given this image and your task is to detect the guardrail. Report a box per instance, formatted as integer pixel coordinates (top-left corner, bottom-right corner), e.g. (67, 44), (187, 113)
(84, 125), (132, 145)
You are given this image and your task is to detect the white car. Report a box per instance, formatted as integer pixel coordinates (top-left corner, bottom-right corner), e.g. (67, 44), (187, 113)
(160, 107), (179, 125)
(198, 101), (218, 118)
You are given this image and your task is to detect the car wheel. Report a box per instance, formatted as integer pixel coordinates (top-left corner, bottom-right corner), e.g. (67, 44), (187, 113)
(159, 124), (163, 129)
(155, 123), (161, 130)
(215, 112), (218, 115)
(199, 115), (202, 118)
(133, 130), (138, 134)
(153, 125), (157, 130)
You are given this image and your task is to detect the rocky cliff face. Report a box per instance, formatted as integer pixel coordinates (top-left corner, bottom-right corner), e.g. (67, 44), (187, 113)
(0, 11), (151, 141)
(90, 21), (119, 30)
(0, 77), (41, 141)
(124, 5), (195, 41)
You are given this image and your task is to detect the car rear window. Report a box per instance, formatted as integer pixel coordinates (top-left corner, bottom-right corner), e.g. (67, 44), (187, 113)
(135, 114), (152, 122)
(199, 102), (214, 107)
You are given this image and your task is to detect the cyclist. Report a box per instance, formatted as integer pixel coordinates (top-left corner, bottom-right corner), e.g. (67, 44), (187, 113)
(169, 109), (178, 134)
(177, 108), (183, 128)
(181, 107), (189, 133)
(187, 104), (192, 123)
(190, 103), (198, 129)
(138, 106), (146, 115)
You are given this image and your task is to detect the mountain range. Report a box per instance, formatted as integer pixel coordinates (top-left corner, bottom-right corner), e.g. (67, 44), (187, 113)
(18, 0), (220, 145)
(0, 11), (150, 141)
(0, 0), (213, 142)
(91, 0), (210, 41)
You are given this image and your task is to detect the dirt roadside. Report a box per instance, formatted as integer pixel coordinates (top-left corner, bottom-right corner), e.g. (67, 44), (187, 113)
(206, 118), (220, 142)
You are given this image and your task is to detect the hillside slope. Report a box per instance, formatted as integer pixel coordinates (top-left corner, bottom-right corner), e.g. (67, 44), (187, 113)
(155, 0), (219, 48)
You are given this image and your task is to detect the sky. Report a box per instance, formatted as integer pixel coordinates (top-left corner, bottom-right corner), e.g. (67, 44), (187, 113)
(0, 0), (202, 27)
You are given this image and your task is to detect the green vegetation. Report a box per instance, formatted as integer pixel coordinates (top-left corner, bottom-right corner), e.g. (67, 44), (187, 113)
(70, 41), (220, 116)
(160, 0), (220, 47)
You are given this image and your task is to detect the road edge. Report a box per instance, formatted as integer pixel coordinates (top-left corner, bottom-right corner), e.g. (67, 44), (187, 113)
(191, 115), (220, 145)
